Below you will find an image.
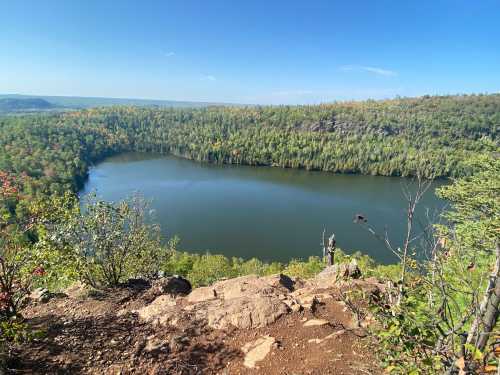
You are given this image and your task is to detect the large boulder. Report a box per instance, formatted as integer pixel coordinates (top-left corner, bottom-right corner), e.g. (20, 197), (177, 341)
(213, 274), (294, 300)
(190, 274), (295, 329)
(186, 285), (217, 303)
(314, 259), (362, 287)
(136, 274), (306, 330)
(200, 294), (290, 330)
(143, 276), (192, 302)
(135, 295), (178, 325)
(138, 274), (298, 330)
(187, 274), (294, 304)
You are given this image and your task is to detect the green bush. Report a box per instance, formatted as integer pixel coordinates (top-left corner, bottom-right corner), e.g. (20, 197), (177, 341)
(283, 256), (325, 279)
(189, 254), (234, 286)
(49, 193), (172, 288)
(162, 248), (403, 288)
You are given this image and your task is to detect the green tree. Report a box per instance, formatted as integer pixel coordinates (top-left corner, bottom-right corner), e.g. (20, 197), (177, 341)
(51, 193), (170, 288)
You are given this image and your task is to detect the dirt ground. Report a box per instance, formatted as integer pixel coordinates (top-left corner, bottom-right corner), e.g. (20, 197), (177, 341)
(10, 280), (381, 374)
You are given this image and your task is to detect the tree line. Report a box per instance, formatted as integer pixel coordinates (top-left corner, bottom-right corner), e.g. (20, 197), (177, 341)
(0, 94), (498, 199)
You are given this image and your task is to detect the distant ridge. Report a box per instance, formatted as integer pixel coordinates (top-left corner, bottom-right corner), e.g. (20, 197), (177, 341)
(0, 97), (55, 112)
(0, 94), (235, 111)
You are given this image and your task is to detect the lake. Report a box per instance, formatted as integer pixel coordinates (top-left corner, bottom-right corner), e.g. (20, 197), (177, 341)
(81, 153), (447, 264)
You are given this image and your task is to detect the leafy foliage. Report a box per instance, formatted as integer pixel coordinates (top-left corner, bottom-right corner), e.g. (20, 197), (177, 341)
(0, 172), (46, 317)
(48, 193), (171, 288)
(368, 156), (500, 373)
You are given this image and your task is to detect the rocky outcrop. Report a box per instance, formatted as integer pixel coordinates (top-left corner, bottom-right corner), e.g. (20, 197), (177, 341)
(193, 274), (297, 329)
(188, 273), (296, 303)
(21, 264), (385, 374)
(136, 274), (297, 330)
(133, 265), (382, 332)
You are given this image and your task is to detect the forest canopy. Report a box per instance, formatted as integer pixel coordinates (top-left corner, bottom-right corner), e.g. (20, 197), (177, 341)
(0, 93), (498, 198)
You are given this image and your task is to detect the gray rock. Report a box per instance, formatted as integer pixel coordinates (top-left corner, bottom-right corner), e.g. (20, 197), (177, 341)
(30, 288), (52, 303)
(143, 276), (192, 302)
(317, 259), (362, 281)
(200, 294), (289, 330)
(136, 295), (178, 325)
(242, 335), (276, 368)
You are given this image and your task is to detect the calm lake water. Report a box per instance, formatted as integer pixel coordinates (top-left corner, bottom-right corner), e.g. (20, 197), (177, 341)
(81, 153), (447, 264)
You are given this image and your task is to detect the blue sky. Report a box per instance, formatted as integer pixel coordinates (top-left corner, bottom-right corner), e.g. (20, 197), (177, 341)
(1, 0), (499, 104)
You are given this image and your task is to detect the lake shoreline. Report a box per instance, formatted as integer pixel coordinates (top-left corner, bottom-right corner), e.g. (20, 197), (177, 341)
(81, 152), (447, 265)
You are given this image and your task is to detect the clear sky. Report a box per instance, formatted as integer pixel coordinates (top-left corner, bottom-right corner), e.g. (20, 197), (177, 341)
(1, 0), (499, 104)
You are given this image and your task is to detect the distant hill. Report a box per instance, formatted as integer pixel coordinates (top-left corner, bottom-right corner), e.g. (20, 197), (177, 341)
(0, 97), (55, 112)
(0, 94), (231, 111)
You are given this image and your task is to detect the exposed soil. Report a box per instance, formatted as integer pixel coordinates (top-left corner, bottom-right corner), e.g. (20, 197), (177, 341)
(10, 277), (382, 374)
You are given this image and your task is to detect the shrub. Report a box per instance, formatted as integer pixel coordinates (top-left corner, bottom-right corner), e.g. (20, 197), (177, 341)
(50, 193), (171, 288)
(187, 254), (235, 287)
(283, 256), (325, 279)
(0, 172), (46, 317)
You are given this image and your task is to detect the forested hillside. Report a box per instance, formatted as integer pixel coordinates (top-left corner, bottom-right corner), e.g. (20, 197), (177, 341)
(0, 94), (498, 197)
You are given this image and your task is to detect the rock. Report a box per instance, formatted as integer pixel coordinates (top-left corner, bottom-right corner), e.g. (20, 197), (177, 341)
(303, 319), (329, 327)
(187, 286), (217, 303)
(325, 329), (346, 339)
(307, 330), (346, 344)
(212, 274), (294, 301)
(314, 259), (362, 287)
(143, 276), (191, 302)
(136, 295), (178, 325)
(137, 274), (307, 330)
(351, 277), (386, 295)
(144, 337), (169, 355)
(186, 274), (298, 329)
(201, 294), (289, 329)
(169, 334), (189, 352)
(308, 338), (323, 344)
(30, 288), (52, 303)
(282, 297), (302, 312)
(290, 288), (332, 311)
(261, 274), (297, 292)
(242, 335), (276, 368)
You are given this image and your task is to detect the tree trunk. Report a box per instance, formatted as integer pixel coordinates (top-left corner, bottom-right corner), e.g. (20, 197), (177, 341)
(322, 231), (335, 266)
(327, 251), (334, 267)
(467, 244), (500, 353)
